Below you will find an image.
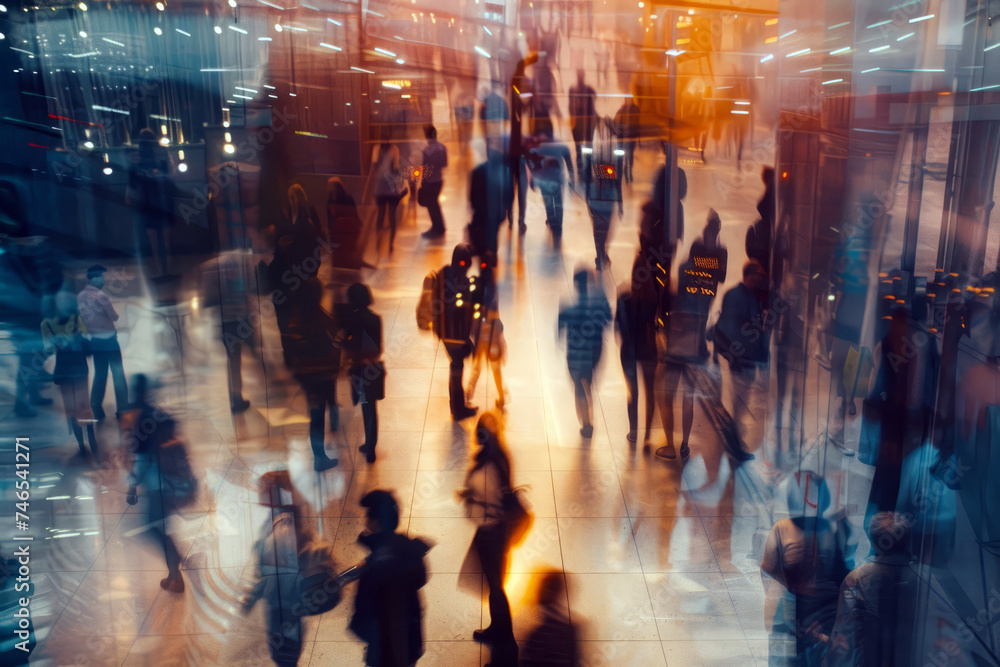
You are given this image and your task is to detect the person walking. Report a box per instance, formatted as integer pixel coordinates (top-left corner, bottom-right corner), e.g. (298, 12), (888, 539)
(42, 289), (98, 457)
(615, 257), (658, 444)
(524, 128), (574, 241)
(468, 149), (514, 259)
(369, 144), (407, 253)
(341, 283), (384, 464)
(77, 264), (128, 421)
(466, 252), (506, 411)
(558, 269), (612, 438)
(582, 121), (623, 271)
(714, 260), (770, 444)
(124, 374), (195, 594)
(348, 490), (431, 667)
(200, 249), (253, 413)
(280, 278), (340, 472)
(431, 244), (480, 420)
(420, 125), (448, 239)
(458, 412), (519, 667)
(568, 69), (597, 185)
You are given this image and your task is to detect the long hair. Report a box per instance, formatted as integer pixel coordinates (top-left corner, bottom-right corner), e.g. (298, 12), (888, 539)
(376, 143), (399, 171)
(287, 184), (310, 224)
(326, 177), (348, 202)
(471, 411), (512, 488)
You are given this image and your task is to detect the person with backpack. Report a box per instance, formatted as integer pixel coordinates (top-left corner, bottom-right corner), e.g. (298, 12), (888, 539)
(340, 282), (384, 463)
(347, 490), (431, 667)
(124, 374), (195, 593)
(420, 244), (480, 420)
(280, 278), (341, 472)
(241, 470), (341, 667)
(582, 120), (623, 271)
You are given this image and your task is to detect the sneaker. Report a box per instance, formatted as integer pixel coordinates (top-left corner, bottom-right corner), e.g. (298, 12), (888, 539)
(518, 223), (527, 235)
(580, 424), (594, 438)
(679, 444), (690, 460)
(159, 576), (185, 593)
(626, 431), (637, 443)
(314, 456), (339, 472)
(452, 405), (479, 421)
(230, 398), (250, 414)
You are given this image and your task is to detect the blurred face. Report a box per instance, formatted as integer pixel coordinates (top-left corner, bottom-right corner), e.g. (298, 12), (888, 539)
(90, 274), (105, 289)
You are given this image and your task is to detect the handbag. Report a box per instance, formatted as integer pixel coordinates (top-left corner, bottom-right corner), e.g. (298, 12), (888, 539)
(842, 345), (873, 398)
(502, 486), (533, 547)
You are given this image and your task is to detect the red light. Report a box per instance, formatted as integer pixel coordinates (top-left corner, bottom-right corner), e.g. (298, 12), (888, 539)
(481, 262), (487, 268)
(459, 261), (466, 266)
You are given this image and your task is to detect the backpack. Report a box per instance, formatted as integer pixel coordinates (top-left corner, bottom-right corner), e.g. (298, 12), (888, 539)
(158, 438), (198, 509)
(416, 270), (438, 331)
(295, 539), (342, 616)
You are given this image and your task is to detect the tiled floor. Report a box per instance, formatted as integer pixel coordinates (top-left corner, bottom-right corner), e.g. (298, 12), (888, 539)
(2, 140), (878, 666)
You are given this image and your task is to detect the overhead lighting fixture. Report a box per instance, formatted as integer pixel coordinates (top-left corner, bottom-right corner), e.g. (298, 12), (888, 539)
(909, 14), (934, 23)
(232, 94), (253, 99)
(92, 104), (130, 115)
(103, 167), (113, 175)
(866, 19), (891, 28)
(786, 48), (810, 57)
(102, 37), (125, 47)
(77, 2), (87, 10)
(350, 66), (374, 73)
(229, 0), (237, 6)
(178, 162), (188, 172)
(985, 42), (1000, 52)
(229, 25), (248, 35)
(869, 44), (890, 52)
(779, 29), (796, 39)
(83, 141), (94, 149)
(861, 67), (880, 73)
(731, 110), (750, 114)
(224, 143), (236, 154)
(259, 37), (272, 41)
(474, 45), (491, 58)
(665, 49), (686, 57)
(320, 42), (342, 50)
(78, 30), (88, 38)
(159, 137), (169, 145)
(374, 47), (396, 57)
(176, 28), (191, 36)
(822, 78), (843, 85)
(155, 1), (165, 10)
(257, 0), (286, 9)
(483, 26), (492, 35)
(263, 84), (275, 89)
(828, 21), (850, 29)
(327, 18), (342, 26)
(830, 46), (850, 55)
(153, 27), (162, 35)
(235, 86), (257, 93)
(896, 32), (914, 41)
(214, 26), (223, 34)
(275, 24), (283, 32)
(760, 54), (774, 63)
(396, 58), (405, 64)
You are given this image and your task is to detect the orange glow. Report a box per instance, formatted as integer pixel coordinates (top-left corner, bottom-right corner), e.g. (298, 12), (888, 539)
(781, 171), (788, 179)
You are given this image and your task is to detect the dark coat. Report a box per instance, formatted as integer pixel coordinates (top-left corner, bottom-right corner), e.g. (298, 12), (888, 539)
(350, 531), (430, 667)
